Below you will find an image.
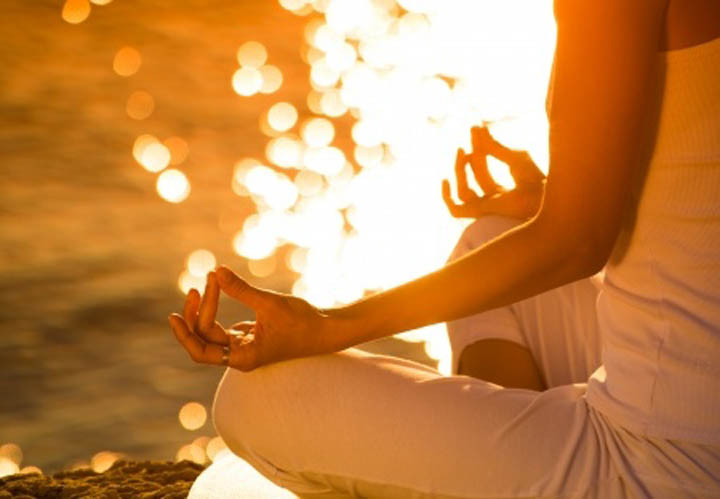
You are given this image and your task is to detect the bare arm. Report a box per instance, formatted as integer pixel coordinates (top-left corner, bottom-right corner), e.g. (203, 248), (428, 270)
(324, 0), (668, 350)
(170, 0), (669, 371)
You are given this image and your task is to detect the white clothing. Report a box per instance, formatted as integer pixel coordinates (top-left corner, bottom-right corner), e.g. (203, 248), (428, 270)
(208, 215), (719, 498)
(205, 39), (720, 497)
(586, 36), (720, 444)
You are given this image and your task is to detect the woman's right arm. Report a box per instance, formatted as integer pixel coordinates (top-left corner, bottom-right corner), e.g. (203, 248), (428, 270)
(170, 0), (667, 371)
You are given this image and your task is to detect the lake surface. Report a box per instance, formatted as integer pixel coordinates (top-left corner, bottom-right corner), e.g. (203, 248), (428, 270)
(0, 0), (437, 473)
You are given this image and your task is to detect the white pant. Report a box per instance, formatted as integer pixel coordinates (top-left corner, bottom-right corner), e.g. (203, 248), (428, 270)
(212, 217), (720, 498)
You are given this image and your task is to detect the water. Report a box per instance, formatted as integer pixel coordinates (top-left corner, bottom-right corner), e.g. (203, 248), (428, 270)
(0, 0), (436, 473)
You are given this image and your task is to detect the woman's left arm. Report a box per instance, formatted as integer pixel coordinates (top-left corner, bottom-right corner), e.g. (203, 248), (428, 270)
(325, 0), (669, 347)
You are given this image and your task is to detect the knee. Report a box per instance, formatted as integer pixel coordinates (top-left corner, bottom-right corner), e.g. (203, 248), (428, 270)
(448, 216), (522, 262)
(211, 368), (240, 449)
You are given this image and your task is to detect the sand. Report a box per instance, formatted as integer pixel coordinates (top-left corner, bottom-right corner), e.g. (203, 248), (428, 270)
(0, 460), (205, 498)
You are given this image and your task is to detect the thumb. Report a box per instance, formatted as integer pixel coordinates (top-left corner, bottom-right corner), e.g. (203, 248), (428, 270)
(215, 265), (268, 310)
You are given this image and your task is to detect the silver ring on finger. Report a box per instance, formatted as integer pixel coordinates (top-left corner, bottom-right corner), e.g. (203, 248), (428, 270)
(221, 345), (230, 366)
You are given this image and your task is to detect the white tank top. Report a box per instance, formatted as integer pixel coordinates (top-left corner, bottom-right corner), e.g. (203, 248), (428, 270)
(586, 37), (720, 443)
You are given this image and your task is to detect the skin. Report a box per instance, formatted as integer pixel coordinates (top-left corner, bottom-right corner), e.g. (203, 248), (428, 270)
(170, 0), (720, 382)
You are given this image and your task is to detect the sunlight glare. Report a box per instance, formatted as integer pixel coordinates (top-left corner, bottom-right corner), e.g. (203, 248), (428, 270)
(156, 169), (190, 203)
(237, 41), (268, 68)
(178, 402), (207, 431)
(113, 46), (142, 76)
(62, 0), (91, 24)
(232, 67), (263, 97)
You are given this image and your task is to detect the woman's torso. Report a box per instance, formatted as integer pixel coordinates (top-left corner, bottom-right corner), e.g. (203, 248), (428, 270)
(584, 2), (720, 443)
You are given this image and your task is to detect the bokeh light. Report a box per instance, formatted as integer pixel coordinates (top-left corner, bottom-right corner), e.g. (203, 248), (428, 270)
(267, 102), (298, 133)
(176, 443), (206, 465)
(205, 436), (227, 462)
(113, 46), (142, 77)
(62, 0), (91, 24)
(178, 402), (207, 431)
(0, 458), (19, 478)
(156, 169), (190, 203)
(138, 141), (171, 173)
(236, 41), (268, 68)
(90, 451), (122, 473)
(259, 65), (283, 94)
(125, 90), (154, 120)
(178, 270), (206, 295)
(90, 0), (112, 4)
(248, 255), (277, 277)
(0, 443), (22, 467)
(300, 117), (334, 147)
(232, 67), (263, 96)
(187, 249), (216, 278)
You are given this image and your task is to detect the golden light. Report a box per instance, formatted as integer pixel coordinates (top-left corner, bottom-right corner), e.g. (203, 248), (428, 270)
(319, 89), (347, 117)
(354, 144), (383, 168)
(310, 59), (340, 88)
(186, 249), (216, 278)
(113, 46), (142, 77)
(175, 444), (206, 465)
(164, 136), (189, 165)
(178, 270), (206, 295)
(125, 90), (154, 120)
(232, 157), (262, 195)
(156, 169), (190, 203)
(0, 443), (22, 466)
(62, 0), (91, 24)
(132, 134), (157, 163)
(266, 136), (304, 168)
(236, 41), (268, 68)
(90, 0), (112, 4)
(279, 0), (307, 11)
(19, 466), (42, 475)
(303, 146), (345, 176)
(300, 117), (334, 147)
(139, 142), (171, 173)
(248, 255), (277, 278)
(259, 65), (283, 94)
(192, 436), (211, 450)
(91, 451), (122, 473)
(0, 458), (19, 478)
(205, 436), (227, 462)
(351, 120), (382, 147)
(325, 42), (356, 72)
(267, 102), (298, 133)
(232, 67), (263, 97)
(178, 402), (207, 431)
(294, 169), (324, 196)
(306, 90), (324, 114)
(232, 226), (277, 260)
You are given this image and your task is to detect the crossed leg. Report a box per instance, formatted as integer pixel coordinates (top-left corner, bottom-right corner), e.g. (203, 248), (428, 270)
(446, 216), (602, 390)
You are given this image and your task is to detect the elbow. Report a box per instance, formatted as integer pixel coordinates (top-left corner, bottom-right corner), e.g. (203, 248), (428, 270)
(531, 214), (616, 279)
(575, 240), (611, 278)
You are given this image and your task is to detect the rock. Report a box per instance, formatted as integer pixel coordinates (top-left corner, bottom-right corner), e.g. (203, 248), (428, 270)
(0, 459), (205, 498)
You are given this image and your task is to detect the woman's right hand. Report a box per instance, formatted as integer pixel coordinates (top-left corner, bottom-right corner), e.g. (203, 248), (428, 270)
(169, 266), (335, 371)
(442, 126), (546, 220)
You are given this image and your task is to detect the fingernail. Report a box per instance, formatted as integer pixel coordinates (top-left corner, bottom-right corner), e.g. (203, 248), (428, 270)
(215, 266), (231, 282)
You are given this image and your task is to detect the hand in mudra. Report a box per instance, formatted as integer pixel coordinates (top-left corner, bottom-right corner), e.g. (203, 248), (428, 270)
(169, 266), (329, 371)
(442, 126), (546, 220)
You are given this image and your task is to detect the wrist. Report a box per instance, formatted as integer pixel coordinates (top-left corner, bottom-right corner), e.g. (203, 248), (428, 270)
(319, 304), (375, 352)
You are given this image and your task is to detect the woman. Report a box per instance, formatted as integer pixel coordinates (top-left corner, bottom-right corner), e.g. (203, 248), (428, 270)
(169, 1), (720, 496)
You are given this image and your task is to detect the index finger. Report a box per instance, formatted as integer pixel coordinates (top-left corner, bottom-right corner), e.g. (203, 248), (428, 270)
(216, 266), (269, 311)
(453, 148), (475, 202)
(198, 271), (220, 332)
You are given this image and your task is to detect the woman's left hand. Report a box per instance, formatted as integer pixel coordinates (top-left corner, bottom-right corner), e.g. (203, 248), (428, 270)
(168, 266), (332, 371)
(442, 126), (546, 220)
